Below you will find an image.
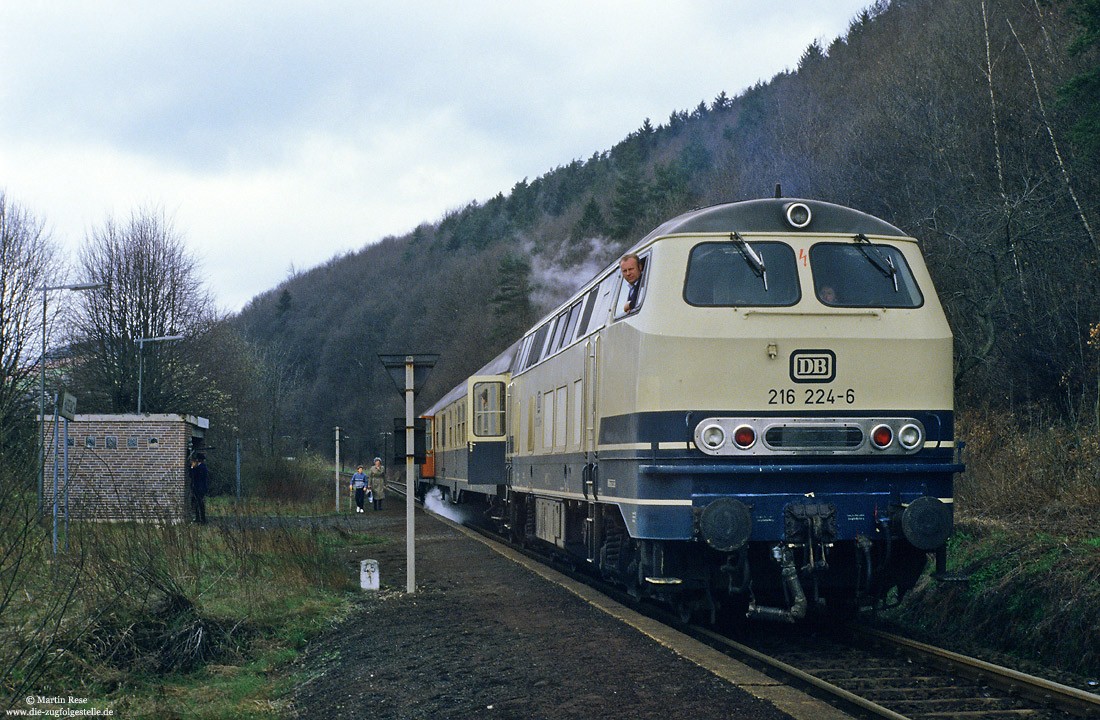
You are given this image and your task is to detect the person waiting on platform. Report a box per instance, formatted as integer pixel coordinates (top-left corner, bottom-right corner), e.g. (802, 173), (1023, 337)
(351, 465), (368, 513)
(368, 457), (386, 511)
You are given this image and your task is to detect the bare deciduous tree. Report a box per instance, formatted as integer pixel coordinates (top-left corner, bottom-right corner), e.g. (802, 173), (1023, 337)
(0, 193), (61, 449)
(71, 208), (214, 413)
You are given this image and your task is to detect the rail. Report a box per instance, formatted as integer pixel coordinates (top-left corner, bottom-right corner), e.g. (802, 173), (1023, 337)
(855, 625), (1100, 718)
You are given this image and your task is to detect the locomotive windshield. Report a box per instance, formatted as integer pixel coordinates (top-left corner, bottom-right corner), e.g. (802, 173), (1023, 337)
(810, 242), (923, 308)
(684, 242), (800, 306)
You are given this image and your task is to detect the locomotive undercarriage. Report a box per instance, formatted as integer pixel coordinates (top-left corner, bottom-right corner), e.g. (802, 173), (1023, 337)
(494, 490), (935, 624)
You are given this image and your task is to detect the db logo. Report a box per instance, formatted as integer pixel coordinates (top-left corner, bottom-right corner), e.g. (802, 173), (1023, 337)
(790, 350), (835, 383)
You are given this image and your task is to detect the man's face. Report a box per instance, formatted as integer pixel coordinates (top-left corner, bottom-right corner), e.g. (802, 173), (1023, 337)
(620, 258), (640, 284)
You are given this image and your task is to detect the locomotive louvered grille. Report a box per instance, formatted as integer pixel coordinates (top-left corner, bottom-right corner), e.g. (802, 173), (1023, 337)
(764, 425), (863, 450)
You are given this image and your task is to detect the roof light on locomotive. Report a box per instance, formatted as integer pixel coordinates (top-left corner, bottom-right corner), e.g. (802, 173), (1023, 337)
(784, 201), (813, 228)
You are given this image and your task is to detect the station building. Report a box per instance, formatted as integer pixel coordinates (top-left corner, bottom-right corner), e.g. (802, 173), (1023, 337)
(42, 413), (208, 522)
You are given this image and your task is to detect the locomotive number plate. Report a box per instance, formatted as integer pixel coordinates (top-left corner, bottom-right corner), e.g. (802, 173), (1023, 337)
(768, 387), (856, 406)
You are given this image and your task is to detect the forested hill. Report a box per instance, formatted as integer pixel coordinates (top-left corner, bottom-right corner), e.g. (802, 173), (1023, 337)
(230, 0), (1099, 463)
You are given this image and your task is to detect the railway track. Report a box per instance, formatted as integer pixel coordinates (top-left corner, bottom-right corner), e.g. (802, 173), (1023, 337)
(396, 487), (1100, 719)
(714, 623), (1099, 719)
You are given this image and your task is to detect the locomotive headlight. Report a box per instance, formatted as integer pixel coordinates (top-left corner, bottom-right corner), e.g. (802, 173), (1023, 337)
(732, 424), (757, 449)
(870, 424), (893, 449)
(784, 202), (812, 228)
(700, 423), (726, 450)
(898, 423), (923, 451)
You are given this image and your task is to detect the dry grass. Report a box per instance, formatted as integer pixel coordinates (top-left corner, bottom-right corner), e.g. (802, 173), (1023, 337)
(884, 409), (1100, 679)
(955, 408), (1100, 535)
(1, 491), (355, 713)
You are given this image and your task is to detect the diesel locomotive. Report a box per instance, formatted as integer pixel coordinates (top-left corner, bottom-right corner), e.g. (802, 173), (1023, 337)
(420, 195), (963, 622)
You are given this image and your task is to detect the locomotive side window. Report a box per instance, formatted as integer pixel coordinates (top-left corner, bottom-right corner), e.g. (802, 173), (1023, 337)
(575, 286), (599, 340)
(810, 243), (923, 308)
(548, 311), (568, 354)
(683, 242), (800, 306)
(523, 323), (550, 370)
(513, 334), (533, 374)
(580, 273), (618, 336)
(559, 299), (583, 351)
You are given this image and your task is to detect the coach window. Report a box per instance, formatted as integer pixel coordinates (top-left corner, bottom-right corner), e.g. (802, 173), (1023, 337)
(473, 381), (505, 437)
(810, 242), (923, 308)
(683, 241), (799, 307)
(613, 254), (649, 321)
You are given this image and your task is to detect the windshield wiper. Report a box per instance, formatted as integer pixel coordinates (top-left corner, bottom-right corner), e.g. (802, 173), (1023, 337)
(854, 233), (898, 292)
(731, 232), (768, 291)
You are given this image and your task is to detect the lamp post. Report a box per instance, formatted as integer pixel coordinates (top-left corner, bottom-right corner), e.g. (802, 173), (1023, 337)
(136, 334), (184, 413)
(39, 281), (109, 512)
(379, 353), (438, 594)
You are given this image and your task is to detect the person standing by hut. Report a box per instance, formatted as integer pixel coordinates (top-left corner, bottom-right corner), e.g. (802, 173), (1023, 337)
(190, 453), (208, 524)
(368, 457), (386, 511)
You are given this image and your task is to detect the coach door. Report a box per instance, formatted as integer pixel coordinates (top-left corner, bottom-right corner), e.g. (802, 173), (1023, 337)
(468, 375), (507, 484)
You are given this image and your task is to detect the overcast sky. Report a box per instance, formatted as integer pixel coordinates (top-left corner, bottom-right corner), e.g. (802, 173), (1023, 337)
(1, 1), (873, 312)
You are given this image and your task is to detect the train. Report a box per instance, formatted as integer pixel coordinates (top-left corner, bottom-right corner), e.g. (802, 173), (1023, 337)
(417, 194), (963, 623)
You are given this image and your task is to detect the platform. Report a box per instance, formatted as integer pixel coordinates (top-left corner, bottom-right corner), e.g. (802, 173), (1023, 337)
(288, 500), (852, 720)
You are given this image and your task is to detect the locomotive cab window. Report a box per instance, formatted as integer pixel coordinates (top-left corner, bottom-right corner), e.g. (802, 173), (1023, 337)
(683, 241), (800, 306)
(613, 254), (648, 320)
(810, 242), (923, 308)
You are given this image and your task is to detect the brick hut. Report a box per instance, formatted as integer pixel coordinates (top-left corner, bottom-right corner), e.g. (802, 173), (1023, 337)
(43, 413), (209, 522)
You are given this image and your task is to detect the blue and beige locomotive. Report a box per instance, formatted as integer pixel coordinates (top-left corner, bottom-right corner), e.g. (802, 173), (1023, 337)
(422, 195), (962, 622)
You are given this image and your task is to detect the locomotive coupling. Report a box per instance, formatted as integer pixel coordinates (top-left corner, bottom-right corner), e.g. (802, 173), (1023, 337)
(746, 545), (808, 623)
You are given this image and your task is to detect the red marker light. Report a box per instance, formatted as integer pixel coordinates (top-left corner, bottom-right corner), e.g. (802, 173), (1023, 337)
(733, 425), (756, 449)
(871, 424), (893, 449)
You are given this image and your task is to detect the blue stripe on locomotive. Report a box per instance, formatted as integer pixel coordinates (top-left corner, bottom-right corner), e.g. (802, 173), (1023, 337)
(597, 410), (959, 542)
